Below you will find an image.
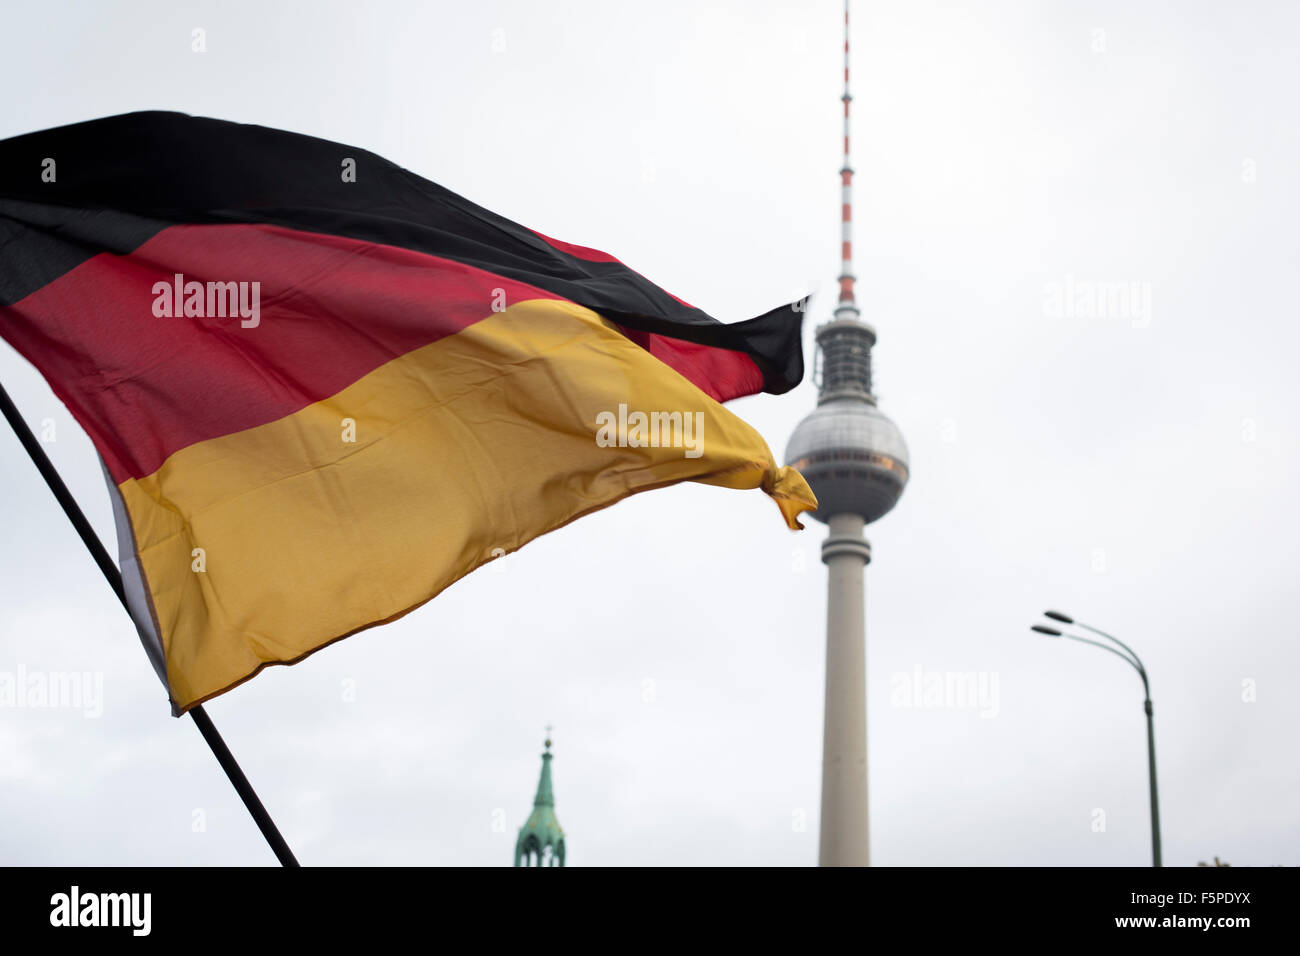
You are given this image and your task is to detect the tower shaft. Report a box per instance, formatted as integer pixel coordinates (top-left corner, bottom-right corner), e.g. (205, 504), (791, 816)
(819, 513), (871, 866)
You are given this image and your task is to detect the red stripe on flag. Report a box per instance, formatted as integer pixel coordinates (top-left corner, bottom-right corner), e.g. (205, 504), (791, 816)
(530, 227), (699, 311)
(529, 228), (621, 263)
(613, 327), (763, 405)
(2, 223), (762, 481)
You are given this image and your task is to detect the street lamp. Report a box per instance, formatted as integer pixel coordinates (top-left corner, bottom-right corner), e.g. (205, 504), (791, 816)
(1031, 611), (1162, 867)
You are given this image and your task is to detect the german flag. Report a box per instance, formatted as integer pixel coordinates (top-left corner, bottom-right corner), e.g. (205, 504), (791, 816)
(0, 112), (816, 714)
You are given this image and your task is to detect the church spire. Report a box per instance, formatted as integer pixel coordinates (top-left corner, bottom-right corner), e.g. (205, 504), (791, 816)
(514, 730), (566, 866)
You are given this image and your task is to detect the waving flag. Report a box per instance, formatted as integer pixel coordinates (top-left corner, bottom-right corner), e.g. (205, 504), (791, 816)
(0, 112), (815, 714)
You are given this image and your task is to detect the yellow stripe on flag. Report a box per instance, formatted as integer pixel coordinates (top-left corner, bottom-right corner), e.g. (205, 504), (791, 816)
(118, 298), (815, 710)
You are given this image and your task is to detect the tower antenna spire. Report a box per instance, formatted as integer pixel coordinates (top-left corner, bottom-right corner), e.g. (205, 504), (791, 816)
(839, 0), (858, 317)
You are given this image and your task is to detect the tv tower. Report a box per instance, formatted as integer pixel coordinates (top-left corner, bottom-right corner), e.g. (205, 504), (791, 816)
(785, 0), (910, 867)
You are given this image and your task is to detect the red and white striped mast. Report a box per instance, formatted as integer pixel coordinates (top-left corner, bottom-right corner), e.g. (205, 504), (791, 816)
(837, 0), (859, 321)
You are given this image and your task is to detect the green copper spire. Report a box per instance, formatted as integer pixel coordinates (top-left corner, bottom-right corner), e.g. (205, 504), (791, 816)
(514, 731), (566, 867)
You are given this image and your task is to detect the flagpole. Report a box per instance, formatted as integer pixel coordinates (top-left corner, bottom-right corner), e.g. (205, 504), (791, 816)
(0, 381), (300, 867)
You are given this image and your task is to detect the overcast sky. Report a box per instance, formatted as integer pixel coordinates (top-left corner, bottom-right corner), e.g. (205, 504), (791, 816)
(1, 0), (1296, 866)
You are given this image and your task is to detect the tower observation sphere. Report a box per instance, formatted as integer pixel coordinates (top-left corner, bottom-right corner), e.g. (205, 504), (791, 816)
(784, 320), (909, 525)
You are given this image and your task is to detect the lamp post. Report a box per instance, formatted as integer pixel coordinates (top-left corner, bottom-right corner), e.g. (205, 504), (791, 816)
(1031, 611), (1162, 868)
